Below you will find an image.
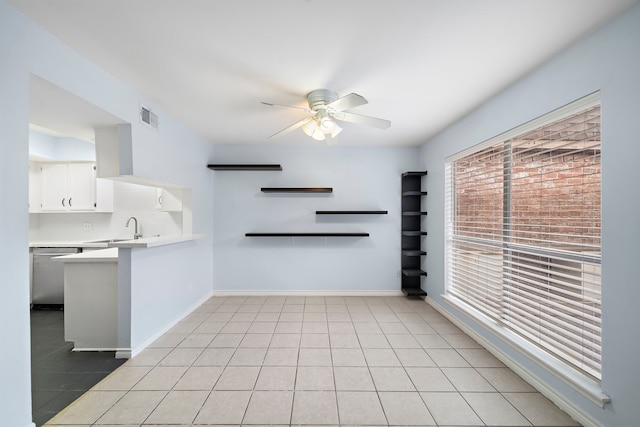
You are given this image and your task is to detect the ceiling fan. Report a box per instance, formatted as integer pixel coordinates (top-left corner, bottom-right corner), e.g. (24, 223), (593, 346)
(262, 89), (391, 141)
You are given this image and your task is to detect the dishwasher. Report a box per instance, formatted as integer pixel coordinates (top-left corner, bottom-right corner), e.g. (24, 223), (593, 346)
(32, 247), (81, 307)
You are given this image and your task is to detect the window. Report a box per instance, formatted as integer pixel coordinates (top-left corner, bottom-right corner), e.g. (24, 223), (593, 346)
(445, 96), (601, 381)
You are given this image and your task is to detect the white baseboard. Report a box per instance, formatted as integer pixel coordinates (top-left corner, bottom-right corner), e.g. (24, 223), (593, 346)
(425, 296), (603, 427)
(71, 347), (128, 353)
(211, 290), (404, 297)
(70, 345), (132, 358)
(115, 349), (132, 359)
(130, 291), (213, 357)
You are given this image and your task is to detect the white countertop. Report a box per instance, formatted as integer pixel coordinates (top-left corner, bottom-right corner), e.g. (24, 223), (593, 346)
(29, 240), (112, 248)
(53, 247), (118, 263)
(109, 234), (204, 248)
(30, 234), (204, 249)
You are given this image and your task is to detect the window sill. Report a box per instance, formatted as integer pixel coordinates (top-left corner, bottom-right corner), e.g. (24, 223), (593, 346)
(440, 294), (610, 408)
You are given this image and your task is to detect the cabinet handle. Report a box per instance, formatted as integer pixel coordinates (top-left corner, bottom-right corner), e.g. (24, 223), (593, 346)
(158, 196), (162, 205)
(62, 198), (66, 207)
(69, 198), (72, 207)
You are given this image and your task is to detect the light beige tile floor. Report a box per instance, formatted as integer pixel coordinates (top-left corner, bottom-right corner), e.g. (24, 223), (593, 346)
(45, 295), (581, 426)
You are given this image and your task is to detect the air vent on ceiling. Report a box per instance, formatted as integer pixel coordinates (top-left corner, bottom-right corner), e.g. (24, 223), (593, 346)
(140, 105), (159, 130)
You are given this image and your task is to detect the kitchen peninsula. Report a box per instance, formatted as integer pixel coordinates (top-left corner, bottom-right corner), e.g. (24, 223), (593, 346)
(49, 234), (204, 354)
(54, 247), (118, 351)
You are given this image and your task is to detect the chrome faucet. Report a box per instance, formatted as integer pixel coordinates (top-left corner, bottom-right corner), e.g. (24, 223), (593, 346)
(126, 216), (143, 239)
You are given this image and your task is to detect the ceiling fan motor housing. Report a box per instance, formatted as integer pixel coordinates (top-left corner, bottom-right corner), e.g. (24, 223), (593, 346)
(307, 89), (338, 111)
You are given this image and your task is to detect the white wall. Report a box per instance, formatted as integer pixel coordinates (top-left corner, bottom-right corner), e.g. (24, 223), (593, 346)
(0, 2), (214, 425)
(211, 144), (418, 292)
(418, 4), (640, 426)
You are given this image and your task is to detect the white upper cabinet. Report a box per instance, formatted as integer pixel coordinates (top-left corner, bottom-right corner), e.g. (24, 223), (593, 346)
(155, 187), (182, 212)
(67, 163), (96, 211)
(28, 161), (43, 213)
(41, 163), (70, 211)
(37, 162), (113, 212)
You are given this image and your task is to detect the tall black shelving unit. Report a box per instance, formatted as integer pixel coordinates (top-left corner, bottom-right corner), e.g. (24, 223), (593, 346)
(401, 171), (428, 297)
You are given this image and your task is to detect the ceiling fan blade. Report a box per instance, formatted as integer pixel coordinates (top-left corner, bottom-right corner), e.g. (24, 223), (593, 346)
(333, 111), (391, 129)
(261, 101), (312, 113)
(325, 93), (368, 112)
(268, 116), (315, 138)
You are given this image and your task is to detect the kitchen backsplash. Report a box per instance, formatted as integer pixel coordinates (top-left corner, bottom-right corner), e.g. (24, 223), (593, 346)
(29, 181), (182, 242)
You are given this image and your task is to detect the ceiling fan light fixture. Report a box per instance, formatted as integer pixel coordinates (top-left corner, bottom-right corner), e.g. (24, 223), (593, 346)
(320, 115), (336, 133)
(302, 113), (338, 141)
(302, 119), (317, 137)
(311, 126), (326, 141)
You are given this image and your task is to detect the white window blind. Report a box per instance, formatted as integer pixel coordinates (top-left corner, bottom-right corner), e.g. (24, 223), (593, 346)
(446, 101), (602, 380)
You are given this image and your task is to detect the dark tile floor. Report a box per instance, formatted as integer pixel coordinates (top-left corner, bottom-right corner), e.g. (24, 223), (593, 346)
(30, 308), (126, 427)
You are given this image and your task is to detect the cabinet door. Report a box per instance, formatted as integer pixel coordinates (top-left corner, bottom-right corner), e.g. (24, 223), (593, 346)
(155, 187), (164, 210)
(41, 163), (68, 211)
(156, 188), (182, 212)
(29, 161), (42, 213)
(67, 163), (96, 211)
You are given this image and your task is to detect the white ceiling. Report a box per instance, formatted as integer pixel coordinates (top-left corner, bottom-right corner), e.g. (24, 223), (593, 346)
(10, 0), (637, 146)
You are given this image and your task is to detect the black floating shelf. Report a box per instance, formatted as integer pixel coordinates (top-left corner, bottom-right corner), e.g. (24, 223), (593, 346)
(402, 171), (428, 177)
(261, 187), (333, 193)
(208, 164), (282, 171)
(402, 250), (427, 256)
(402, 231), (428, 236)
(246, 232), (369, 237)
(402, 191), (428, 197)
(402, 269), (428, 277)
(402, 288), (427, 297)
(402, 211), (428, 216)
(316, 210), (388, 215)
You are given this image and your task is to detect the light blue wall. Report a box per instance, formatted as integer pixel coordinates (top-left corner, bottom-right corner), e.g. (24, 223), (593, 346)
(28, 131), (56, 159)
(211, 144), (419, 292)
(0, 2), (214, 425)
(0, 4), (32, 426)
(418, 4), (640, 426)
(51, 137), (96, 161)
(130, 241), (209, 352)
(29, 131), (96, 161)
